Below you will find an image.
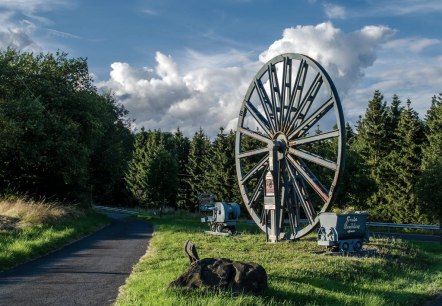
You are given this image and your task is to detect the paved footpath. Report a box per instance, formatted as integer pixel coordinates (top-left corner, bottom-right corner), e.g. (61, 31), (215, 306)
(0, 213), (153, 306)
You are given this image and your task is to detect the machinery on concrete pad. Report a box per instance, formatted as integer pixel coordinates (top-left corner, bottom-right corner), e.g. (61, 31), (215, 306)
(201, 202), (241, 235)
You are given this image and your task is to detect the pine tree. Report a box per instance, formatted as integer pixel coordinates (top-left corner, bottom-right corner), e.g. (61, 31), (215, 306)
(186, 128), (211, 209)
(354, 90), (390, 218)
(418, 93), (442, 224)
(383, 100), (424, 223)
(421, 93), (442, 170)
(205, 128), (239, 202)
(125, 130), (152, 205)
(125, 129), (179, 207)
(345, 122), (356, 146)
(355, 90), (389, 179)
(148, 145), (178, 210)
(334, 123), (375, 210)
(387, 95), (403, 132)
(173, 128), (192, 209)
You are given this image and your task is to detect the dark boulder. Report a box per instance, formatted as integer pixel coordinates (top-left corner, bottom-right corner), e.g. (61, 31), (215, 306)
(169, 241), (267, 294)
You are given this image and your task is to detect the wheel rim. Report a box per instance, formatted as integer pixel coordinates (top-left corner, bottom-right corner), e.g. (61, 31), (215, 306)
(235, 53), (345, 239)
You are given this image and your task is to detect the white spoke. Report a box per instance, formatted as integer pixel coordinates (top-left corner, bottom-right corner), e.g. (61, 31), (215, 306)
(239, 127), (273, 145)
(287, 155), (329, 202)
(288, 147), (337, 171)
(241, 153), (269, 184)
(244, 101), (272, 136)
(290, 130), (339, 145)
(255, 79), (276, 132)
(238, 147), (269, 158)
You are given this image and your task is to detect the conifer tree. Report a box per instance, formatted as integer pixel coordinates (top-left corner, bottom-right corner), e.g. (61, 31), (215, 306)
(125, 129), (179, 207)
(345, 122), (356, 145)
(354, 90), (390, 218)
(148, 145), (178, 210)
(205, 128), (239, 202)
(125, 130), (152, 205)
(382, 100), (424, 223)
(334, 123), (375, 210)
(186, 128), (211, 209)
(418, 93), (442, 224)
(355, 90), (389, 179)
(387, 94), (403, 134)
(173, 128), (192, 209)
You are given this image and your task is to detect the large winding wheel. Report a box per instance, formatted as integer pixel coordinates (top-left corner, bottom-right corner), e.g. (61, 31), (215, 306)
(235, 53), (345, 242)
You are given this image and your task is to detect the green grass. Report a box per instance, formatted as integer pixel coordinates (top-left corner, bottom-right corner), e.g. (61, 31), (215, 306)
(0, 210), (109, 271)
(116, 213), (442, 306)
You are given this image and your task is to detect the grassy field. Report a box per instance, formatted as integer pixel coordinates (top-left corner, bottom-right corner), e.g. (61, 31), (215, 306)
(116, 213), (442, 306)
(0, 196), (109, 271)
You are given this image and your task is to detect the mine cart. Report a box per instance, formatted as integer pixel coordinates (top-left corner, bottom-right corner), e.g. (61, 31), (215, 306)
(201, 202), (240, 234)
(317, 212), (369, 252)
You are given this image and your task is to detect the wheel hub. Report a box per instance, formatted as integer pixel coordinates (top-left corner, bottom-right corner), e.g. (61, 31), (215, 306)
(272, 132), (288, 160)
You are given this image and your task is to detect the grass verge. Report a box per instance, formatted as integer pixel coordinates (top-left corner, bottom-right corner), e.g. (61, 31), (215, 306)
(0, 196), (109, 271)
(116, 213), (442, 306)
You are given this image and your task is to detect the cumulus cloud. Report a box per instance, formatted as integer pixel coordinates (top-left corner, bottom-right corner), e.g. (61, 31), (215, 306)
(100, 22), (399, 137)
(260, 22), (395, 95)
(99, 52), (191, 116)
(98, 51), (255, 137)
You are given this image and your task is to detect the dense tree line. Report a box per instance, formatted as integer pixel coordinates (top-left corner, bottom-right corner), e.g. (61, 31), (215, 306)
(125, 127), (240, 211)
(125, 90), (442, 224)
(1, 49), (440, 224)
(0, 49), (133, 206)
(338, 91), (441, 224)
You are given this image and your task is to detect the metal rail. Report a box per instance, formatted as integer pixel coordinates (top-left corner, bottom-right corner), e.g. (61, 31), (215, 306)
(244, 219), (439, 231)
(367, 222), (439, 231)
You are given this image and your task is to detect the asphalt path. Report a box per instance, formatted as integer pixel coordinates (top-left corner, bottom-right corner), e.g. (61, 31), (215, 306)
(0, 212), (153, 306)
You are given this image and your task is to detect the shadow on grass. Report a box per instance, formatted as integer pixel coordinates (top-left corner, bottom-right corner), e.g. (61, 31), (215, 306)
(271, 270), (434, 305)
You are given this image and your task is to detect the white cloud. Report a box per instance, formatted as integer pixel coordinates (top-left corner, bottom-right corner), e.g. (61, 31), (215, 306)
(383, 0), (442, 15)
(260, 22), (395, 95)
(0, 0), (69, 15)
(323, 3), (346, 19)
(100, 22), (399, 137)
(0, 0), (73, 51)
(0, 13), (40, 50)
(99, 52), (191, 116)
(342, 0), (442, 18)
(347, 48), (442, 120)
(383, 37), (441, 53)
(46, 28), (81, 40)
(98, 51), (255, 137)
(141, 9), (158, 16)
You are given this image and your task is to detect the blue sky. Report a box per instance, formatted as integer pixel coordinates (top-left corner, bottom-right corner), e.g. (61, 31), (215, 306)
(1, 0), (441, 137)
